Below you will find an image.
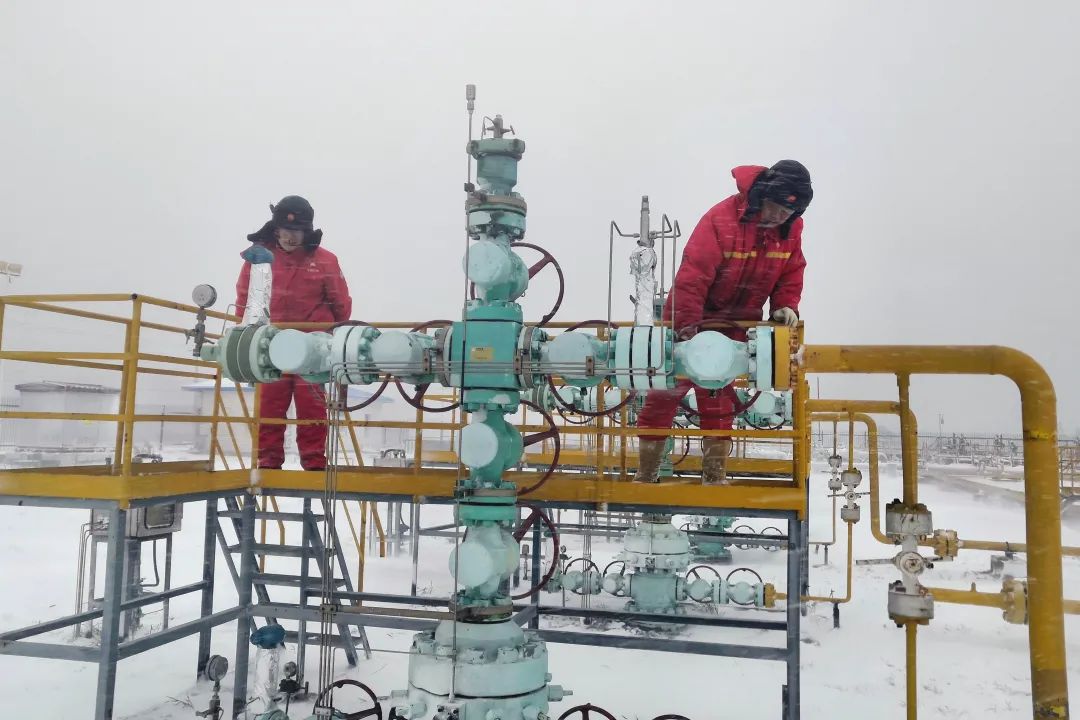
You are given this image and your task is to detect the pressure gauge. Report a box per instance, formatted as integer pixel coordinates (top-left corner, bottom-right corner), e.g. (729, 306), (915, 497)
(204, 654), (229, 682)
(192, 284), (218, 309)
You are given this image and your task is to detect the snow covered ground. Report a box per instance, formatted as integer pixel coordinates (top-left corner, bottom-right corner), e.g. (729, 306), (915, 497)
(2, 459), (1078, 719)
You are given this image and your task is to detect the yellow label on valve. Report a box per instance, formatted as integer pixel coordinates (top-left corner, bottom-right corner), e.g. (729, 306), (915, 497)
(772, 326), (792, 389)
(470, 346), (494, 361)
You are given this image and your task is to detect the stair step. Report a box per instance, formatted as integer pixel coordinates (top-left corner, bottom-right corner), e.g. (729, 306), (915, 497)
(253, 573), (347, 588)
(219, 511), (324, 522)
(228, 543), (307, 557)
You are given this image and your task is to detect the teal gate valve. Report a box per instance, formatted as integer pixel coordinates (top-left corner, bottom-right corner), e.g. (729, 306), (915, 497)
(200, 323), (281, 384)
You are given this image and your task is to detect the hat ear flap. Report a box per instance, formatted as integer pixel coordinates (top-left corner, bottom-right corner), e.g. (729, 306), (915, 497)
(247, 220), (276, 244)
(744, 171), (771, 220)
(304, 228), (323, 248)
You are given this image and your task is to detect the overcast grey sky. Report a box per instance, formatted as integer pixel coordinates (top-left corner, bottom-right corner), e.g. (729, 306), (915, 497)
(5, 1), (1078, 434)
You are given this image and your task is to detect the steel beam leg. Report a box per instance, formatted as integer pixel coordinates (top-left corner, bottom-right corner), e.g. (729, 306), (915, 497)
(785, 515), (802, 720)
(86, 534), (101, 638)
(163, 533), (174, 630)
(122, 538), (141, 638)
(530, 524), (541, 630)
(232, 495), (255, 719)
(197, 499), (217, 677)
(799, 519), (810, 618)
(297, 497), (312, 680)
(94, 507), (125, 720)
(410, 501), (420, 597)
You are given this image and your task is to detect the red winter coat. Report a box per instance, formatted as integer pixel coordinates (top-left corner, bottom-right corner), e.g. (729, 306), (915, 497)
(664, 165), (806, 338)
(235, 242), (352, 324)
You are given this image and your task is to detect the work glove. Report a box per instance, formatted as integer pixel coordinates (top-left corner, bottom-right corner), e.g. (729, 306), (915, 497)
(771, 307), (799, 327)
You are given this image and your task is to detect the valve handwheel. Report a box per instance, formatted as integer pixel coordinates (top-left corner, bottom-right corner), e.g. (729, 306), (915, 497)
(725, 567), (765, 607)
(556, 405), (595, 425)
(547, 377), (637, 418)
(602, 559), (629, 597)
(510, 504), (560, 600)
(558, 703), (618, 720)
(761, 525), (784, 553)
(685, 564), (722, 604)
(517, 398), (561, 495)
(652, 715), (694, 720)
(468, 242), (565, 327)
(342, 377), (390, 412)
(562, 557), (602, 596)
(395, 380), (460, 414)
(602, 559), (627, 576)
(312, 679), (382, 720)
(687, 564), (722, 583)
(513, 241), (565, 327)
(731, 524), (757, 551)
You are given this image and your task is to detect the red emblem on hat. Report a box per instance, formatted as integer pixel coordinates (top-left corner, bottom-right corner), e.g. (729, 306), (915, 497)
(287, 213), (295, 222)
(786, 194), (797, 203)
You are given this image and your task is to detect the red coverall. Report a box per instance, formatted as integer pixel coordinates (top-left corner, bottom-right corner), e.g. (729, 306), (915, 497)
(637, 165), (806, 438)
(236, 243), (352, 469)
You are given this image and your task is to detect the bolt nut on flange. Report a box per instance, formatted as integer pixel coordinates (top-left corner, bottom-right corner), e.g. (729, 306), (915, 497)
(884, 500), (933, 539)
(929, 529), (959, 560)
(1001, 577), (1028, 625)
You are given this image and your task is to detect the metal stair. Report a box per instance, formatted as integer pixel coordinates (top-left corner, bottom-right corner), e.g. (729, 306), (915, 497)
(214, 495), (371, 669)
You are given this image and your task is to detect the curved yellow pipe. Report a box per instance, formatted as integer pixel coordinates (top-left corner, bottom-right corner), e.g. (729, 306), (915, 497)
(802, 345), (1069, 719)
(808, 402), (1080, 559)
(812, 411), (892, 547)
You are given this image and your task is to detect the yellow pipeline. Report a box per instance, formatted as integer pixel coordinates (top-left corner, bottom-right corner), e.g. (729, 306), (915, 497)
(897, 373), (917, 504)
(776, 520), (854, 605)
(925, 583), (1080, 616)
(812, 403), (1080, 565)
(906, 621), (918, 720)
(809, 402), (1080, 559)
(803, 345), (1069, 719)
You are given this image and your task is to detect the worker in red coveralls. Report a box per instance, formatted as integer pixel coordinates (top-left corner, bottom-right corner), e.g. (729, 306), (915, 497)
(235, 195), (352, 471)
(635, 161), (813, 484)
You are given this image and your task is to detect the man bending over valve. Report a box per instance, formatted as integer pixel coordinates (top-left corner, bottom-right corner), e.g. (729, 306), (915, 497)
(635, 160), (813, 484)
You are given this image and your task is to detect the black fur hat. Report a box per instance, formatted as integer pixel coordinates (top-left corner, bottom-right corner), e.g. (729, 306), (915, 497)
(745, 160), (813, 238)
(247, 195), (323, 247)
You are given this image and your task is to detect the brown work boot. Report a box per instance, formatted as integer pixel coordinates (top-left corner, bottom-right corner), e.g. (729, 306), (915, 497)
(701, 437), (732, 485)
(633, 439), (668, 483)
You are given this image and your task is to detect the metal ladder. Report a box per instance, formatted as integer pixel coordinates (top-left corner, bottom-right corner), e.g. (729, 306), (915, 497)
(215, 495), (372, 669)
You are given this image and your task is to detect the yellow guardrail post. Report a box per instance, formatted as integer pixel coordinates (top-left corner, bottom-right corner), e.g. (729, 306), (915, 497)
(120, 297), (143, 476)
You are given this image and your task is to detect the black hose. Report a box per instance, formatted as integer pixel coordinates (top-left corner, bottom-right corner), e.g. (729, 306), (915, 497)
(141, 539), (161, 588)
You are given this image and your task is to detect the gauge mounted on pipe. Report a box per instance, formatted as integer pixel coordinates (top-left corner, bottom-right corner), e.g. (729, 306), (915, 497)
(191, 283), (218, 309)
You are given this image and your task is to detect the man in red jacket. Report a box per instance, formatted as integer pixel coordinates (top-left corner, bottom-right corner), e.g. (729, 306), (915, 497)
(235, 195), (352, 471)
(635, 160), (813, 484)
